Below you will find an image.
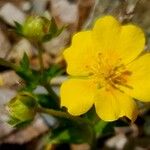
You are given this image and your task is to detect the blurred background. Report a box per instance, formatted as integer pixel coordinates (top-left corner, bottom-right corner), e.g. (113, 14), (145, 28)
(0, 0), (149, 149)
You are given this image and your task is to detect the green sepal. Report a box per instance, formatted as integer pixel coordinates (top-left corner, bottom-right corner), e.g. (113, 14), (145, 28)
(14, 21), (24, 36)
(42, 18), (65, 42)
(8, 116), (32, 128)
(7, 92), (37, 126)
(20, 53), (30, 71)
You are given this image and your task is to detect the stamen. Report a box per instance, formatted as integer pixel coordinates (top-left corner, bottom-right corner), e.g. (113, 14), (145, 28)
(88, 52), (133, 91)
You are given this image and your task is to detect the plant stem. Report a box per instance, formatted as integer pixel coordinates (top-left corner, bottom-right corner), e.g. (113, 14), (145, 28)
(37, 42), (44, 73)
(91, 128), (97, 150)
(0, 58), (18, 70)
(44, 83), (60, 106)
(35, 42), (60, 107)
(37, 107), (92, 126)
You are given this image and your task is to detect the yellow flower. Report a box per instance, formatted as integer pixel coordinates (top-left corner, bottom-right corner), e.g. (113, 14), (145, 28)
(60, 16), (150, 121)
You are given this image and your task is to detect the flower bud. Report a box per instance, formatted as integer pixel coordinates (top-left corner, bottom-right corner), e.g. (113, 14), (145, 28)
(22, 16), (50, 41)
(7, 92), (37, 125)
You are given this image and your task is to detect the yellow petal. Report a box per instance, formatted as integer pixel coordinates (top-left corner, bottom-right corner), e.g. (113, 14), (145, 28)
(116, 24), (145, 64)
(63, 31), (96, 76)
(60, 78), (95, 116)
(95, 88), (138, 121)
(121, 53), (150, 102)
(92, 15), (121, 51)
(92, 16), (145, 64)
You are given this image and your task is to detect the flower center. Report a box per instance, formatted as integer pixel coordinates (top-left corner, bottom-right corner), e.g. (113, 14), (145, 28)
(105, 66), (133, 90)
(90, 53), (133, 90)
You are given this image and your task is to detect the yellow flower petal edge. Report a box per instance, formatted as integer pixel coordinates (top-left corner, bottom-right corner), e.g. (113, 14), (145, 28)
(121, 53), (150, 102)
(61, 15), (149, 122)
(60, 78), (96, 116)
(63, 31), (95, 76)
(95, 88), (138, 121)
(92, 16), (145, 65)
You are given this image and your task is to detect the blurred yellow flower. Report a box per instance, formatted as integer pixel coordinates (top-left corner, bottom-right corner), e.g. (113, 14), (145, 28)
(60, 16), (150, 121)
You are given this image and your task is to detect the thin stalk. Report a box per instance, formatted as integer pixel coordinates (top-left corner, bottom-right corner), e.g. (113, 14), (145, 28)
(0, 58), (18, 70)
(37, 42), (44, 73)
(91, 129), (97, 150)
(35, 42), (60, 107)
(44, 83), (60, 106)
(37, 107), (92, 126)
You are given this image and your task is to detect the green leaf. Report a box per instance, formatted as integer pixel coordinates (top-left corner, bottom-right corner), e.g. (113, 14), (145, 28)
(20, 53), (30, 71)
(49, 122), (93, 144)
(14, 21), (22, 30)
(50, 18), (65, 37)
(49, 18), (58, 35)
(17, 52), (31, 79)
(43, 64), (64, 81)
(14, 21), (23, 36)
(94, 120), (109, 137)
(16, 53), (37, 85)
(22, 82), (38, 92)
(42, 18), (65, 42)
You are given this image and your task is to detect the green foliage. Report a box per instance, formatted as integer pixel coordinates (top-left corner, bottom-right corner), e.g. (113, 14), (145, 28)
(15, 53), (63, 92)
(83, 107), (115, 138)
(7, 92), (37, 127)
(37, 94), (59, 109)
(94, 120), (110, 137)
(43, 64), (64, 82)
(16, 53), (33, 82)
(49, 119), (93, 144)
(20, 53), (30, 71)
(42, 18), (65, 42)
(14, 21), (23, 36)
